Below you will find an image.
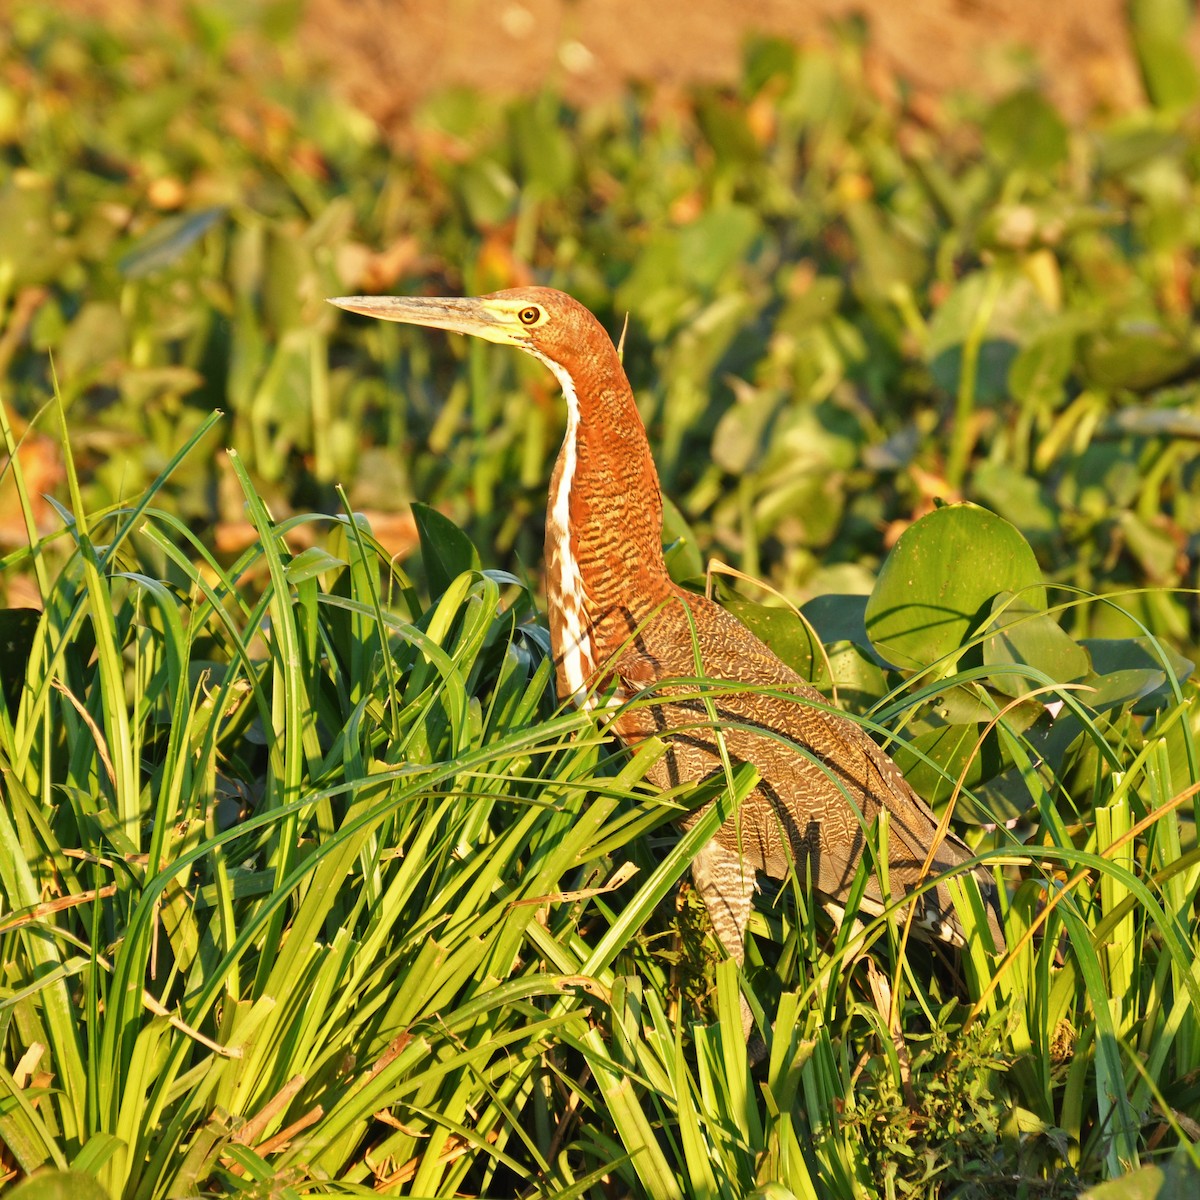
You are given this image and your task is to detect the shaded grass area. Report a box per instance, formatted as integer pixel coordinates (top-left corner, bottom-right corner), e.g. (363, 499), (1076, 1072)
(2, 4), (1200, 1197)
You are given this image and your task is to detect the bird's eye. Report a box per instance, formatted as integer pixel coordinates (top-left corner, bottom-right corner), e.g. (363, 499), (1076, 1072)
(518, 306), (541, 326)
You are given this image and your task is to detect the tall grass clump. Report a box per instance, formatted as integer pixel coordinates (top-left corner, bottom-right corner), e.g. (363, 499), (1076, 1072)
(3, 391), (1200, 1198)
(0, 399), (720, 1196)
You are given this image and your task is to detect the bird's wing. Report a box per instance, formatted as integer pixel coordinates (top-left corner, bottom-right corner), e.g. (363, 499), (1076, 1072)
(606, 590), (1005, 950)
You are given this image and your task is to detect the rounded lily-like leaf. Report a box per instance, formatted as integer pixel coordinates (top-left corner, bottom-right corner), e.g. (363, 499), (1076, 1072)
(865, 504), (1045, 672)
(984, 593), (1090, 698)
(890, 722), (1008, 810)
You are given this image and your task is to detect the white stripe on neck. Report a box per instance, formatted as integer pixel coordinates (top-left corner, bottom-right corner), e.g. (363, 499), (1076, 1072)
(538, 354), (594, 708)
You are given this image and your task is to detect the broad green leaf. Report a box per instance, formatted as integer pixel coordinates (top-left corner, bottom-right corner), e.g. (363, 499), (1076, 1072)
(927, 273), (1048, 404)
(825, 640), (890, 711)
(457, 157), (518, 227)
(511, 95), (576, 194)
(892, 721), (1009, 809)
(983, 89), (1069, 172)
(1081, 637), (1194, 711)
(412, 501), (482, 596)
(678, 205), (761, 291)
(1007, 326), (1077, 409)
(1129, 0), (1200, 110)
(695, 93), (760, 164)
(711, 388), (783, 474)
(801, 594), (873, 653)
(0, 175), (71, 286)
(984, 593), (1090, 698)
(56, 303), (126, 381)
(1079, 321), (1193, 390)
(661, 493), (705, 582)
(963, 762), (1037, 826)
(865, 504), (1046, 671)
(970, 461), (1057, 546)
(845, 202), (925, 297)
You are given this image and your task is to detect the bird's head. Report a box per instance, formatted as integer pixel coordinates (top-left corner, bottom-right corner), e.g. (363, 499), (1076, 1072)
(327, 286), (609, 375)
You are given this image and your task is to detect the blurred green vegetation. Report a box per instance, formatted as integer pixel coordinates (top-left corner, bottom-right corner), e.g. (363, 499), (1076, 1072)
(1, 4), (1198, 654)
(4, 4), (1200, 1198)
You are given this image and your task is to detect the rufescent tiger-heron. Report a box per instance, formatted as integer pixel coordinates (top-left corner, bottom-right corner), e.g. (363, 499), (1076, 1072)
(328, 286), (1006, 1039)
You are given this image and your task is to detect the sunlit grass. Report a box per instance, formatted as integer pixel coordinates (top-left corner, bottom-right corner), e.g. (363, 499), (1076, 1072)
(3, 397), (1199, 1198)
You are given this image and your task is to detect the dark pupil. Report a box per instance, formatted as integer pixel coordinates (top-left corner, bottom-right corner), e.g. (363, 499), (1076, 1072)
(520, 307), (538, 324)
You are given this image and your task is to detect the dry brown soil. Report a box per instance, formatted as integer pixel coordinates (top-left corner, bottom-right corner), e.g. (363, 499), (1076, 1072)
(302, 0), (1168, 124)
(36, 0), (1200, 125)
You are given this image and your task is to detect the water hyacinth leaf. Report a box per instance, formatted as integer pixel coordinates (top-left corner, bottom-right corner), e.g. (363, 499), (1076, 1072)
(1007, 325), (1077, 409)
(678, 205), (761, 292)
(457, 157), (519, 228)
(55, 303), (126, 381)
(1084, 636), (1193, 684)
(802, 593), (891, 668)
(1118, 510), (1182, 584)
(1080, 637), (1194, 711)
(743, 35), (799, 94)
(825, 640), (890, 711)
(800, 593), (868, 648)
(1129, 0), (1200, 110)
(616, 228), (691, 334)
(0, 175), (72, 286)
(969, 461), (1057, 547)
(984, 593), (1090, 699)
(891, 722), (1008, 809)
(918, 682), (1005, 728)
(960, 762), (1036, 826)
(844, 202), (926, 297)
(661, 493), (705, 582)
(695, 93), (761, 165)
(511, 96), (576, 195)
(777, 276), (843, 330)
(1078, 320), (1193, 390)
(1081, 673), (1157, 723)
(865, 504), (1046, 671)
(983, 89), (1069, 172)
(754, 470), (845, 550)
(711, 387), (783, 474)
(118, 207), (225, 278)
(927, 273), (1048, 404)
(412, 501), (481, 596)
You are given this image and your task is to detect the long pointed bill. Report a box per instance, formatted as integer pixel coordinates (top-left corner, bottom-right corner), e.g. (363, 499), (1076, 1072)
(328, 294), (517, 347)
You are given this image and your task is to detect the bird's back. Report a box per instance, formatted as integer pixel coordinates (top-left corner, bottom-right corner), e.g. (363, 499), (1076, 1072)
(604, 587), (1005, 950)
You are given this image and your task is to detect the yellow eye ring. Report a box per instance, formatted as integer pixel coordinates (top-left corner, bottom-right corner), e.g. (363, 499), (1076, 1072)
(518, 306), (541, 326)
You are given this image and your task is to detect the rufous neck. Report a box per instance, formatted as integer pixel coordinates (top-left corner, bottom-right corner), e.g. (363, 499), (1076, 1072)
(543, 346), (674, 617)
